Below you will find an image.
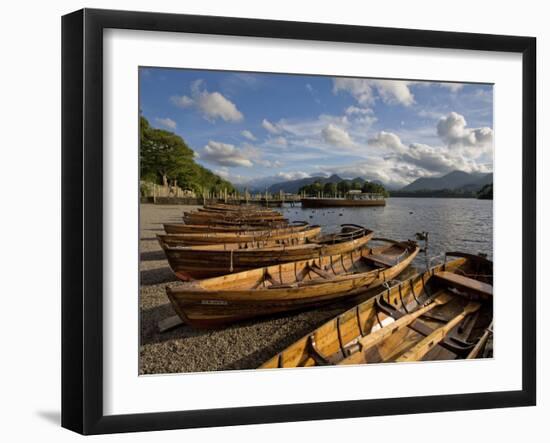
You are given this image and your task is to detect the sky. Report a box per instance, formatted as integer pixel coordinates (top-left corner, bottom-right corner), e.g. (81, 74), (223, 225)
(139, 67), (493, 189)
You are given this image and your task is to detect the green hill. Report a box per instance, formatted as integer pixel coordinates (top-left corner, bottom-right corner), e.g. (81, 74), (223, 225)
(139, 116), (234, 195)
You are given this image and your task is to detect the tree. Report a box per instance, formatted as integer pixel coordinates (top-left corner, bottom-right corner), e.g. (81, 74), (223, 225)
(337, 180), (351, 194)
(362, 181), (389, 197)
(323, 182), (337, 196)
(351, 180), (363, 190)
(310, 181), (323, 194)
(140, 116), (194, 186)
(477, 183), (493, 200)
(140, 116), (235, 193)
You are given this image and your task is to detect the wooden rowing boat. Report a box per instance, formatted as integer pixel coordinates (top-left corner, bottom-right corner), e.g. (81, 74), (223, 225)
(184, 210), (286, 220)
(161, 225), (374, 279)
(259, 252), (492, 368)
(197, 206), (279, 215)
(202, 203), (266, 212)
(181, 215), (289, 227)
(158, 224), (322, 247)
(165, 238), (419, 327)
(163, 220), (309, 235)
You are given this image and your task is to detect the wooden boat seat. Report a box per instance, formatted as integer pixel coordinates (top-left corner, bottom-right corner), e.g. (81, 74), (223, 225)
(365, 254), (397, 268)
(434, 271), (493, 298)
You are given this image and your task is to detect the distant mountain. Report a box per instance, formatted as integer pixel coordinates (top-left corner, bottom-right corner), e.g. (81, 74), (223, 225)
(400, 171), (492, 192)
(235, 176), (289, 192)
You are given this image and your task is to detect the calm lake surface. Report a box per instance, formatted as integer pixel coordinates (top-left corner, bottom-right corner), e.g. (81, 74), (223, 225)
(281, 197), (493, 266)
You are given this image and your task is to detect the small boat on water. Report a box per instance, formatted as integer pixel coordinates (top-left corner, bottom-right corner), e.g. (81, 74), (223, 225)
(259, 252), (492, 369)
(161, 225), (373, 280)
(165, 238), (419, 327)
(158, 224), (322, 246)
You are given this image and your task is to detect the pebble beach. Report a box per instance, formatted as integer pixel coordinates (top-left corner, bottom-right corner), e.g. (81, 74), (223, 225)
(139, 203), (398, 374)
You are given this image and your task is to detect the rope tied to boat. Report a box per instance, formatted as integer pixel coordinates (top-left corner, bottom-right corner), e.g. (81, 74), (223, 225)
(229, 248), (234, 272)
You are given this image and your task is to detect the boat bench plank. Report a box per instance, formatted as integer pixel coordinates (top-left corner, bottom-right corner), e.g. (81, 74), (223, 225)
(366, 254), (396, 268)
(434, 271), (493, 297)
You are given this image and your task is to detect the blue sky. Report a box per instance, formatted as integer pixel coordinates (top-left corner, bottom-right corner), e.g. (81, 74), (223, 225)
(139, 67), (493, 188)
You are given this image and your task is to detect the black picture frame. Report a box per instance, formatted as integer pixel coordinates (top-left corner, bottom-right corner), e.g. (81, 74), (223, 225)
(62, 8), (536, 435)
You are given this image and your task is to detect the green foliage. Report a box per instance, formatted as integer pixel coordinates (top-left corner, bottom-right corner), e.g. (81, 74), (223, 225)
(337, 180), (351, 194)
(323, 182), (337, 196)
(299, 179), (388, 197)
(298, 180), (324, 195)
(139, 116), (234, 195)
(361, 181), (389, 197)
(477, 183), (493, 200)
(390, 188), (477, 198)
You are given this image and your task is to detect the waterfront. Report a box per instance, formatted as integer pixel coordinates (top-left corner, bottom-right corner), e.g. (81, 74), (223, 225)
(139, 198), (492, 374)
(282, 197), (493, 262)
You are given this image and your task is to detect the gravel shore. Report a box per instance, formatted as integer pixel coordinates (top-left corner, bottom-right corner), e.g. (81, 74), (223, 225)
(139, 203), (413, 374)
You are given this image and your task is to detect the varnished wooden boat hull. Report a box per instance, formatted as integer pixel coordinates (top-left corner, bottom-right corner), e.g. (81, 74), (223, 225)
(165, 240), (419, 327)
(182, 216), (289, 227)
(301, 198), (386, 207)
(259, 252), (493, 368)
(183, 211), (286, 221)
(163, 221), (308, 234)
(158, 225), (321, 247)
(162, 228), (374, 280)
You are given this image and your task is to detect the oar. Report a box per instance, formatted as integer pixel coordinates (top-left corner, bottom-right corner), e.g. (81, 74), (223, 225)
(396, 301), (481, 363)
(338, 293), (454, 365)
(466, 321), (493, 359)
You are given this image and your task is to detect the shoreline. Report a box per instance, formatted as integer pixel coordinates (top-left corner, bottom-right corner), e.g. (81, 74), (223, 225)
(139, 203), (407, 374)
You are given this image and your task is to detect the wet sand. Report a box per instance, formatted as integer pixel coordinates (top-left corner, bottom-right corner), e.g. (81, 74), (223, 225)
(139, 203), (412, 374)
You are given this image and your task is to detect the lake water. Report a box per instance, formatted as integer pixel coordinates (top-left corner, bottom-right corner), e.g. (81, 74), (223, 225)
(281, 197), (493, 267)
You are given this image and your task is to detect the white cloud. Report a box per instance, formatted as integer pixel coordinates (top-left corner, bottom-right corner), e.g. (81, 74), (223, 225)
(437, 112), (493, 153)
(345, 106), (378, 127)
(333, 78), (415, 106)
(365, 116), (493, 181)
(262, 118), (282, 134)
(201, 141), (253, 168)
(319, 158), (411, 188)
(270, 136), (288, 147)
(322, 124), (354, 147)
(417, 109), (445, 120)
(214, 167), (251, 185)
(374, 79), (416, 106)
(333, 78), (374, 105)
(440, 83), (464, 92)
(368, 131), (407, 153)
(170, 95), (194, 108)
(170, 80), (243, 122)
(154, 117), (177, 130)
(241, 130), (257, 141)
(196, 92), (243, 122)
(275, 171), (310, 181)
(256, 159), (284, 168)
(345, 106), (373, 116)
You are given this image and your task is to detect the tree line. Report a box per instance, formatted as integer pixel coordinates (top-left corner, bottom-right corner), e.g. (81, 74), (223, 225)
(140, 116), (235, 195)
(299, 179), (389, 197)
